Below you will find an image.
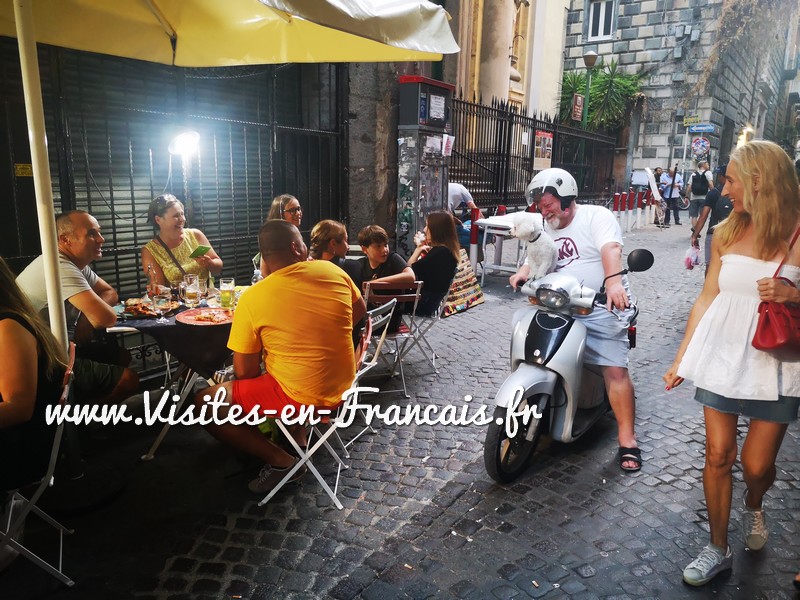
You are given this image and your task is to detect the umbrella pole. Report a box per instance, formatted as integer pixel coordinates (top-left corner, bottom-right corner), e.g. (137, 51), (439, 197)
(14, 0), (68, 349)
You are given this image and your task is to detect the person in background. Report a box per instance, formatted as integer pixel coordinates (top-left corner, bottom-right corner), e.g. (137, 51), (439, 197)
(407, 211), (459, 316)
(448, 182), (485, 220)
(267, 194), (303, 229)
(141, 194), (223, 288)
(687, 160), (714, 231)
(194, 220), (365, 495)
(16, 211), (138, 405)
(690, 164), (733, 275)
(663, 140), (800, 587)
(659, 166), (684, 226)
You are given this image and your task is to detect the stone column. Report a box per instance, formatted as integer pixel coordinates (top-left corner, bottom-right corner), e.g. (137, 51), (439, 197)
(478, 0), (515, 103)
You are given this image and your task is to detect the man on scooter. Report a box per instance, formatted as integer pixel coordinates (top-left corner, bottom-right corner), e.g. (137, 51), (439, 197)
(509, 168), (641, 472)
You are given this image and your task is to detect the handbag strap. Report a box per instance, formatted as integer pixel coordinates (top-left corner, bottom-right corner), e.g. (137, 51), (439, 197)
(772, 226), (800, 278)
(154, 236), (187, 277)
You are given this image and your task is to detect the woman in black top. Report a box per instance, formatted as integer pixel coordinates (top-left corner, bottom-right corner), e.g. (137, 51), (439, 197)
(0, 257), (66, 491)
(408, 211), (460, 316)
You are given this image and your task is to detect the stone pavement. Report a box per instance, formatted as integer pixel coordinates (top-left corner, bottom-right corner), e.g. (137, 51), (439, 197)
(4, 219), (800, 600)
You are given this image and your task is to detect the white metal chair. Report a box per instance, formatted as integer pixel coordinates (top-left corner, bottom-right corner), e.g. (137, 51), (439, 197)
(363, 280), (423, 398)
(335, 298), (396, 450)
(0, 343), (77, 587)
(258, 312), (385, 510)
(400, 288), (452, 374)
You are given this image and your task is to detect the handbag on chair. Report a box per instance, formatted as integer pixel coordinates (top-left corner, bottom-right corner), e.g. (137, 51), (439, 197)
(752, 228), (800, 354)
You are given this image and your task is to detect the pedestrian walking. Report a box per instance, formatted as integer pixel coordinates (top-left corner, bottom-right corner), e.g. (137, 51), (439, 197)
(663, 140), (800, 586)
(659, 165), (683, 225)
(687, 160), (714, 231)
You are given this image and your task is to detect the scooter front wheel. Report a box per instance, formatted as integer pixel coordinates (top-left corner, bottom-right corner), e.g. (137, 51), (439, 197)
(484, 393), (548, 483)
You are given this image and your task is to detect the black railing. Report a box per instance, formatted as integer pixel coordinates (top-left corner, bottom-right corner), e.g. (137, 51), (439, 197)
(450, 97), (616, 211)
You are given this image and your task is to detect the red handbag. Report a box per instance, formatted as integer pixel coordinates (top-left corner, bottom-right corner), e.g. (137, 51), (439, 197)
(751, 228), (800, 354)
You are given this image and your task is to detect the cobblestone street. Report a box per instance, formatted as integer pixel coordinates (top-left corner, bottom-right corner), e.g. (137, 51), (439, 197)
(4, 219), (800, 600)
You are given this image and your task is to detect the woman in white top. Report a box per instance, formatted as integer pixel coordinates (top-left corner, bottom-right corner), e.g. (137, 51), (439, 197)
(663, 140), (800, 587)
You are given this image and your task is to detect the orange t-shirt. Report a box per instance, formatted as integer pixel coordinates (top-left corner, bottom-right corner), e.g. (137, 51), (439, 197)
(228, 260), (360, 406)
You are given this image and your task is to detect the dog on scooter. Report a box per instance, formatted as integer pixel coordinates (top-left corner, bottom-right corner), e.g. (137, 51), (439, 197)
(509, 212), (558, 281)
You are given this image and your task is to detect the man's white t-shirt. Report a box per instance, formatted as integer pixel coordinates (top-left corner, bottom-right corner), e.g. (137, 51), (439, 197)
(543, 204), (623, 292)
(447, 183), (473, 213)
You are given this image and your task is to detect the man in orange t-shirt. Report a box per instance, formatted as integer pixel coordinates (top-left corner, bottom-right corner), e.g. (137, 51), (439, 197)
(195, 220), (365, 494)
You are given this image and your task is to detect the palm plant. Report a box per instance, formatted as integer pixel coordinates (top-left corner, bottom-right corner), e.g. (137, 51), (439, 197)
(559, 60), (642, 132)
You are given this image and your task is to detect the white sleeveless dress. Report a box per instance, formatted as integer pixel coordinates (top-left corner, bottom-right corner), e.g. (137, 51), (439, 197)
(678, 254), (800, 401)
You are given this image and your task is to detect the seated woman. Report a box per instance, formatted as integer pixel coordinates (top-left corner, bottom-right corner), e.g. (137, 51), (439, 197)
(253, 194), (304, 267)
(407, 211), (460, 316)
(0, 257), (66, 494)
(267, 194), (303, 229)
(141, 194), (223, 288)
(309, 219), (361, 278)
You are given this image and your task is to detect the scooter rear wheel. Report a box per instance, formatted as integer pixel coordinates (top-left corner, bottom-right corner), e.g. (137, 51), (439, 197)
(484, 393), (548, 483)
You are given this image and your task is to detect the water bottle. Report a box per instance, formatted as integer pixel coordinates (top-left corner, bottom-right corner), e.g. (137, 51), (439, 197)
(251, 268), (263, 285)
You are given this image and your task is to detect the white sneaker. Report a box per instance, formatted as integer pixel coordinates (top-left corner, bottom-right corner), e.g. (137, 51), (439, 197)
(682, 544), (732, 586)
(742, 489), (768, 551)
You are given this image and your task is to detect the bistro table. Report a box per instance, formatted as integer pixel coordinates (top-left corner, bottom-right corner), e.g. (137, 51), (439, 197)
(471, 214), (528, 286)
(109, 305), (233, 460)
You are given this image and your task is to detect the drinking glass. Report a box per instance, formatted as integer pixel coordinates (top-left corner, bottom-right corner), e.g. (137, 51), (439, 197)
(169, 278), (183, 300)
(153, 294), (172, 324)
(182, 274), (200, 308)
(219, 277), (235, 309)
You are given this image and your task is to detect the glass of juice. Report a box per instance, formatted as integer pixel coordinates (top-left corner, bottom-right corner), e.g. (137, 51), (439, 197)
(219, 277), (235, 309)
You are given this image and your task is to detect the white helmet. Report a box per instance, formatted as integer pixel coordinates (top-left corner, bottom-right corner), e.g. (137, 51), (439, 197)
(525, 168), (578, 209)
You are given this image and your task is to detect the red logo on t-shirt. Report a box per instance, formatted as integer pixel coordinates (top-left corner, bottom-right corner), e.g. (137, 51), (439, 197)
(555, 237), (579, 267)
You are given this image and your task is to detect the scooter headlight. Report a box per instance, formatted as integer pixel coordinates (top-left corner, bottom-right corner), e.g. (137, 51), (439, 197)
(536, 286), (569, 308)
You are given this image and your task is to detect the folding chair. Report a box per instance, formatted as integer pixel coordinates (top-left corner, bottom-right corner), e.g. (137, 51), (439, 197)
(400, 288), (452, 374)
(258, 312), (386, 510)
(0, 343), (77, 587)
(363, 280), (423, 398)
(334, 298), (397, 450)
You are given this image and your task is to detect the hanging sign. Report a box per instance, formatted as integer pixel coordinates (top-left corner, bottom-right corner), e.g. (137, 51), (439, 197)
(571, 94), (584, 121)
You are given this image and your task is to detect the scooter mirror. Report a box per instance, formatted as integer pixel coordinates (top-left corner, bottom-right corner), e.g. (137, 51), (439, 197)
(627, 249), (655, 272)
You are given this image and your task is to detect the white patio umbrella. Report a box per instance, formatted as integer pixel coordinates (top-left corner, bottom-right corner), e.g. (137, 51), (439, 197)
(1, 0), (458, 346)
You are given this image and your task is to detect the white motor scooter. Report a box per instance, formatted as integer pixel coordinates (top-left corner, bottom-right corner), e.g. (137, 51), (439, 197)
(483, 249), (654, 483)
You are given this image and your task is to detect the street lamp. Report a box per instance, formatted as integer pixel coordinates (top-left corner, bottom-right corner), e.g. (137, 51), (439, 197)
(581, 50), (598, 130)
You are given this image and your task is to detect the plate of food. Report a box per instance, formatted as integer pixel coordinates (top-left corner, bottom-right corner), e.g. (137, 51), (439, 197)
(175, 307), (233, 326)
(122, 297), (180, 318)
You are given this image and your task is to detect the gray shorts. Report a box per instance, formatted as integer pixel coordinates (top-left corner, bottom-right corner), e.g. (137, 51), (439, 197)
(689, 197), (704, 218)
(695, 388), (800, 423)
(579, 307), (631, 368)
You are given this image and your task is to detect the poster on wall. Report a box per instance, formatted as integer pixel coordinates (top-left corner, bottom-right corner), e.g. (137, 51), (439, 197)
(691, 137), (710, 161)
(533, 130), (553, 170)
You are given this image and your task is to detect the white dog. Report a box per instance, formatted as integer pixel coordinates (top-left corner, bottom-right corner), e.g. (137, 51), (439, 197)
(509, 211), (558, 281)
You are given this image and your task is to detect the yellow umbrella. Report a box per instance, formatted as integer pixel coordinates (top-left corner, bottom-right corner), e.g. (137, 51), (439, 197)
(2, 0), (458, 346)
(0, 0), (457, 66)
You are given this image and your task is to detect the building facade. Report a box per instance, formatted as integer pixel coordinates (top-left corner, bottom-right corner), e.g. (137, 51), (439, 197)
(564, 0), (800, 186)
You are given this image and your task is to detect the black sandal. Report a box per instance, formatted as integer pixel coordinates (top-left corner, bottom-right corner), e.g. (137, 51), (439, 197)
(793, 572), (800, 590)
(618, 447), (642, 472)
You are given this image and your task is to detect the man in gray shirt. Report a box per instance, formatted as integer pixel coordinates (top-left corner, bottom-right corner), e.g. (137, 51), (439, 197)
(17, 210), (138, 404)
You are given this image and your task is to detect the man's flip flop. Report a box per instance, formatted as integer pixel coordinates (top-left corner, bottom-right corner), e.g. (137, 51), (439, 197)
(618, 447), (642, 472)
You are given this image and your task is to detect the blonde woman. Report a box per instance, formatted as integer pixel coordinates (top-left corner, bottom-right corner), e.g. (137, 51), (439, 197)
(663, 141), (800, 586)
(309, 220), (349, 262)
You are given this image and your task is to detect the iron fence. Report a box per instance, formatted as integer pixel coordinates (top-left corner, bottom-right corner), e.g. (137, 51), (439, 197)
(450, 97), (616, 210)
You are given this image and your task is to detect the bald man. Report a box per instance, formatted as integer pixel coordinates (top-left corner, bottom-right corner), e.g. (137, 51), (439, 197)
(196, 220), (366, 495)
